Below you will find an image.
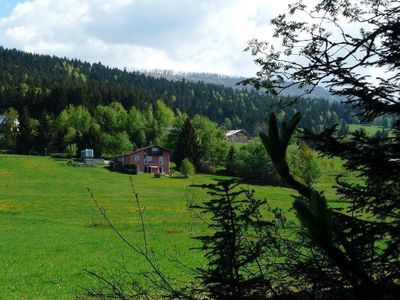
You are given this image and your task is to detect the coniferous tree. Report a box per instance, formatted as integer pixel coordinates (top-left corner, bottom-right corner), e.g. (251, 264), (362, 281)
(0, 45), (378, 148)
(16, 107), (39, 154)
(191, 180), (280, 299)
(225, 145), (236, 175)
(173, 117), (201, 170)
(249, 0), (400, 298)
(337, 119), (349, 137)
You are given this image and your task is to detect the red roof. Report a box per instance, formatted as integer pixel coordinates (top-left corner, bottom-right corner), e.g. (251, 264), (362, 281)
(115, 145), (170, 158)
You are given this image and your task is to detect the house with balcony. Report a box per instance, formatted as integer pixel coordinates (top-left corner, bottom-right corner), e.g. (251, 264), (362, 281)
(114, 145), (170, 174)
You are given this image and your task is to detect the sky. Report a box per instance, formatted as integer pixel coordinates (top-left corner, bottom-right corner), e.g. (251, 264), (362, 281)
(0, 0), (296, 76)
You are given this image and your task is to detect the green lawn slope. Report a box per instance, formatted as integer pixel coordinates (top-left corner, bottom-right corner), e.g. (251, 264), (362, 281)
(348, 124), (383, 135)
(0, 155), (305, 299)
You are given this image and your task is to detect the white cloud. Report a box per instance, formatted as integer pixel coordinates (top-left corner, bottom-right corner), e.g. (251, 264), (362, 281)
(101, 0), (133, 14)
(6, 25), (37, 42)
(0, 0), (294, 76)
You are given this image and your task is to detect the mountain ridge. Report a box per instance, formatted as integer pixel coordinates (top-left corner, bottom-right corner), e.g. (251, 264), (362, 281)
(141, 69), (340, 101)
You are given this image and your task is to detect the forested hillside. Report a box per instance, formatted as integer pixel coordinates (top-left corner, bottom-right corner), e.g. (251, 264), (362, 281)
(0, 47), (394, 156)
(0, 47), (369, 133)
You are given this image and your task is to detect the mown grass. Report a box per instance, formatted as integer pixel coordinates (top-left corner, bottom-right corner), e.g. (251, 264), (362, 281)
(0, 154), (347, 299)
(348, 124), (383, 135)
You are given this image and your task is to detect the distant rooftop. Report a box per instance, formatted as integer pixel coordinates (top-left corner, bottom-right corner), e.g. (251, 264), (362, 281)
(226, 129), (247, 137)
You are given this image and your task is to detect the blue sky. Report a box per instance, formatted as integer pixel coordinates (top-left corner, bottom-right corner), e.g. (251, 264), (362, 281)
(0, 0), (297, 76)
(0, 0), (23, 17)
(0, 0), (381, 85)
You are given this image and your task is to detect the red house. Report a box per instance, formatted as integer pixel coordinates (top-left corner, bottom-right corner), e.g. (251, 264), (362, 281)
(115, 145), (170, 174)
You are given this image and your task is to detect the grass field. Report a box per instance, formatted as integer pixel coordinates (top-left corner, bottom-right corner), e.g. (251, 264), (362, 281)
(348, 124), (383, 135)
(0, 155), (345, 299)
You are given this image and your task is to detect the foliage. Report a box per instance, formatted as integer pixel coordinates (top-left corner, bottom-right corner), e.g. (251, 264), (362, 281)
(174, 118), (202, 170)
(225, 145), (236, 175)
(203, 164), (217, 175)
(0, 46), (381, 154)
(337, 119), (349, 137)
(231, 138), (280, 184)
(163, 110), (188, 152)
(261, 112), (391, 298)
(126, 106), (147, 148)
(155, 99), (176, 144)
(55, 105), (99, 153)
(64, 143), (77, 158)
(192, 115), (229, 166)
(190, 180), (283, 299)
(0, 46), (393, 156)
(16, 106), (39, 154)
(245, 0), (400, 296)
(123, 164), (138, 174)
(180, 158), (195, 178)
(94, 102), (128, 135)
(288, 142), (322, 186)
(0, 107), (18, 150)
(5, 100), (225, 161)
(100, 131), (132, 158)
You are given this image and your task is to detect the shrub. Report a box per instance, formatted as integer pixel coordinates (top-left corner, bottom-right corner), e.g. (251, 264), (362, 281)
(232, 138), (281, 184)
(0, 149), (13, 154)
(287, 142), (322, 186)
(123, 164), (138, 175)
(180, 158), (195, 178)
(65, 143), (78, 158)
(50, 152), (68, 159)
(153, 173), (162, 178)
(205, 164), (217, 174)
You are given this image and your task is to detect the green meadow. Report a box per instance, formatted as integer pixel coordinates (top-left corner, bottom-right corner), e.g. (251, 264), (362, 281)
(348, 124), (383, 135)
(0, 155), (345, 299)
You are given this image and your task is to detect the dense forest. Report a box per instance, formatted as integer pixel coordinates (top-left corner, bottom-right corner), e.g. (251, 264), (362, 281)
(0, 47), (385, 131)
(0, 47), (394, 156)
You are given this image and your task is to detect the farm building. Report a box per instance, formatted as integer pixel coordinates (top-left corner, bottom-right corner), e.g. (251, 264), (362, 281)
(115, 145), (170, 174)
(225, 129), (249, 143)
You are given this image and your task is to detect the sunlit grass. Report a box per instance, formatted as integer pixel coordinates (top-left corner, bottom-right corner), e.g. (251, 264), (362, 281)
(0, 154), (348, 299)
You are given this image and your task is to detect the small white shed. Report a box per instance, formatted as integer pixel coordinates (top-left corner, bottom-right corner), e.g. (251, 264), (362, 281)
(81, 149), (94, 159)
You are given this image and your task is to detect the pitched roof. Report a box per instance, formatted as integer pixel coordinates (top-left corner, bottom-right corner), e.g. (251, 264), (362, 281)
(115, 145), (170, 158)
(226, 129), (248, 137)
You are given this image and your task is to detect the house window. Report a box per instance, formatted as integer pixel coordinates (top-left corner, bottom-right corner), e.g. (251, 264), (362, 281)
(134, 155), (140, 161)
(158, 156), (163, 165)
(144, 156), (152, 163)
(151, 147), (162, 156)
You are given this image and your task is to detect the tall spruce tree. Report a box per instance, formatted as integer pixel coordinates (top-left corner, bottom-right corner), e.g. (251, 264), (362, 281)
(173, 117), (201, 170)
(16, 107), (39, 154)
(225, 145), (236, 175)
(247, 0), (400, 298)
(191, 180), (280, 299)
